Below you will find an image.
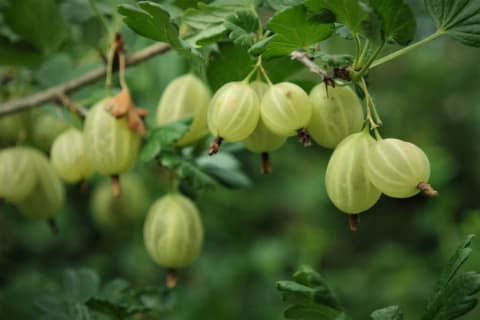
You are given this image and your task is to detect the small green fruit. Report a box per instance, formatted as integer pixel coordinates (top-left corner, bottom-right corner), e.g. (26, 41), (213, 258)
(308, 85), (364, 148)
(366, 138), (432, 198)
(83, 99), (141, 176)
(50, 128), (94, 183)
(30, 111), (69, 152)
(91, 174), (149, 230)
(0, 147), (36, 202)
(16, 149), (65, 219)
(144, 193), (203, 268)
(156, 74), (211, 146)
(261, 82), (312, 136)
(208, 81), (260, 142)
(325, 131), (381, 214)
(0, 112), (29, 146)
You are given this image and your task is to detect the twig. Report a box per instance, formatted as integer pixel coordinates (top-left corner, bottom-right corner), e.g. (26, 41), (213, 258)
(0, 43), (171, 117)
(290, 51), (331, 84)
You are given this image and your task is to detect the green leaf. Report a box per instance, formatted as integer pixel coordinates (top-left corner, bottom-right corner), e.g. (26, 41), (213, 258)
(366, 0), (416, 45)
(425, 0), (480, 47)
(0, 36), (43, 66)
(371, 306), (403, 320)
(265, 0), (303, 11)
(277, 266), (347, 320)
(183, 1), (254, 46)
(35, 54), (74, 88)
(118, 2), (201, 62)
(196, 153), (252, 189)
(305, 0), (370, 34)
(160, 153), (217, 190)
(139, 118), (192, 162)
(3, 0), (67, 53)
(259, 4), (334, 59)
(284, 305), (347, 320)
(207, 43), (253, 91)
(422, 234), (480, 320)
(225, 10), (259, 47)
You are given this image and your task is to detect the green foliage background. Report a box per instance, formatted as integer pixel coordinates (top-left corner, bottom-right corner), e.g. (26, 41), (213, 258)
(1, 0), (480, 319)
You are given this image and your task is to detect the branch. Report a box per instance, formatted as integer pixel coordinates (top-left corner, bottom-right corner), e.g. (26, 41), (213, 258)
(290, 51), (329, 81)
(0, 43), (171, 117)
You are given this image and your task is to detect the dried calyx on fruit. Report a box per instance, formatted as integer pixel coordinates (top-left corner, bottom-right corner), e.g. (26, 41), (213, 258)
(156, 74), (211, 146)
(260, 82), (312, 146)
(366, 138), (437, 198)
(83, 98), (141, 197)
(308, 84), (364, 148)
(208, 81), (260, 155)
(144, 193), (203, 288)
(325, 129), (381, 231)
(243, 81), (286, 174)
(50, 128), (93, 184)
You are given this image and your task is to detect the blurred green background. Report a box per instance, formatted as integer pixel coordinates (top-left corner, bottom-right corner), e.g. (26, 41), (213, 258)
(1, 0), (480, 319)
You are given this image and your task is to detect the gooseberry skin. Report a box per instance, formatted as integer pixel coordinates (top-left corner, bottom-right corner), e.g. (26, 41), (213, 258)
(83, 99), (141, 176)
(308, 85), (364, 148)
(144, 193), (203, 268)
(325, 131), (381, 214)
(208, 81), (260, 142)
(91, 174), (148, 231)
(250, 80), (269, 100)
(260, 82), (312, 136)
(0, 147), (36, 203)
(156, 74), (211, 146)
(30, 112), (69, 152)
(366, 138), (431, 198)
(16, 149), (65, 219)
(0, 113), (29, 147)
(243, 119), (287, 153)
(51, 128), (94, 183)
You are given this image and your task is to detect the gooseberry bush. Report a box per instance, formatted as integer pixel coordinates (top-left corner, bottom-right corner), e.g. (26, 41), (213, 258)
(1, 0), (480, 319)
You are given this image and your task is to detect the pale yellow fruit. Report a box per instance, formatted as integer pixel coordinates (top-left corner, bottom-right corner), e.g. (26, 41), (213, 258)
(366, 138), (431, 198)
(208, 81), (260, 142)
(308, 85), (364, 148)
(325, 131), (381, 214)
(156, 74), (211, 146)
(51, 128), (93, 183)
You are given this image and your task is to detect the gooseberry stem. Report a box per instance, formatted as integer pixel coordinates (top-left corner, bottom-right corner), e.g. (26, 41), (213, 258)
(360, 78), (382, 132)
(370, 30), (445, 69)
(166, 268), (177, 288)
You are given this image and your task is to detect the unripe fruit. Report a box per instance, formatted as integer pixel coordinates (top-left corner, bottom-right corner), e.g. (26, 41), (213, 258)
(325, 131), (381, 214)
(50, 128), (93, 183)
(16, 149), (65, 219)
(156, 74), (211, 146)
(91, 175), (148, 231)
(0, 113), (29, 146)
(0, 147), (36, 202)
(208, 81), (260, 142)
(144, 193), (203, 268)
(84, 99), (141, 176)
(308, 85), (364, 148)
(30, 112), (69, 152)
(260, 82), (312, 136)
(243, 119), (286, 153)
(366, 138), (431, 198)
